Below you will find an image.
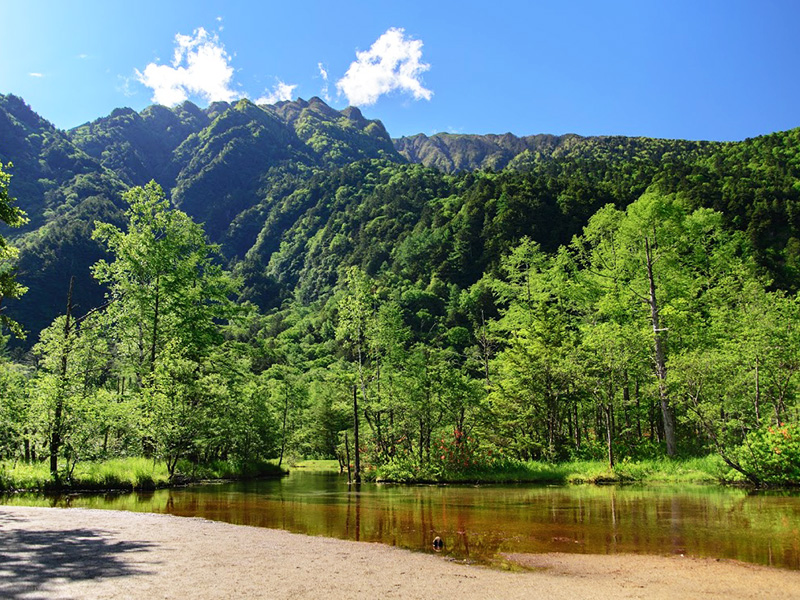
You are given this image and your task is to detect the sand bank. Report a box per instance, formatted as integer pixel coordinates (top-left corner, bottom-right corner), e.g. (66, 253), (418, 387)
(1, 506), (798, 599)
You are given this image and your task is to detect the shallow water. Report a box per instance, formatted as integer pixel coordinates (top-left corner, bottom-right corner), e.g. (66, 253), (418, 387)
(4, 471), (800, 569)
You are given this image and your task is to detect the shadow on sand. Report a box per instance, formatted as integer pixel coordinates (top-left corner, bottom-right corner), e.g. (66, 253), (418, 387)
(0, 511), (155, 599)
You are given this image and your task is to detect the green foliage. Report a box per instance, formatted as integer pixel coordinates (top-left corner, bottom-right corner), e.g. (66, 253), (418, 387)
(288, 458), (340, 471)
(0, 162), (28, 337)
(0, 351), (30, 458)
(5, 94), (800, 490)
(0, 456), (284, 491)
(0, 457), (170, 491)
(173, 457), (286, 480)
(370, 455), (724, 485)
(7, 93), (800, 342)
(0, 461), (53, 490)
(736, 424), (800, 485)
(277, 98), (401, 166)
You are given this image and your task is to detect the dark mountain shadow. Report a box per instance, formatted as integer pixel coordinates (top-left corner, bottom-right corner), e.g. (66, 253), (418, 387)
(0, 513), (156, 599)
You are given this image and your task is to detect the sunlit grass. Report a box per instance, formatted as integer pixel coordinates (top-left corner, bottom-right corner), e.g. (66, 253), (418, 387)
(73, 457), (170, 489)
(0, 458), (172, 491)
(0, 461), (52, 491)
(0, 454), (729, 490)
(613, 455), (726, 484)
(528, 456), (725, 484)
(178, 458), (287, 480)
(0, 457), (287, 492)
(372, 455), (727, 485)
(287, 459), (341, 472)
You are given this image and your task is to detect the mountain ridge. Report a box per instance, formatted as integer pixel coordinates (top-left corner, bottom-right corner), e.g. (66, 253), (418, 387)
(1, 93), (799, 346)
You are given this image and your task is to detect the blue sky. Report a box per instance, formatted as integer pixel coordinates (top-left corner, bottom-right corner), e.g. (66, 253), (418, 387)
(1, 1), (799, 141)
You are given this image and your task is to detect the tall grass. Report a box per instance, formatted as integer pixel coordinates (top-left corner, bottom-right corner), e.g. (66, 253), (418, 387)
(176, 458), (287, 480)
(0, 457), (287, 492)
(72, 458), (171, 490)
(287, 459), (341, 472)
(0, 461), (53, 491)
(372, 455), (726, 485)
(0, 458), (171, 492)
(0, 455), (727, 490)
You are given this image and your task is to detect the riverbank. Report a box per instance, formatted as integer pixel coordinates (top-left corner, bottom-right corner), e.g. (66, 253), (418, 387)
(369, 455), (728, 485)
(0, 455), (754, 493)
(0, 458), (286, 493)
(1, 505), (798, 599)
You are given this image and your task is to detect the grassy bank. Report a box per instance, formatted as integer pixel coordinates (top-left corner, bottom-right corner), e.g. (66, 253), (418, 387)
(1, 455), (734, 491)
(0, 457), (287, 492)
(371, 456), (728, 485)
(287, 459), (341, 471)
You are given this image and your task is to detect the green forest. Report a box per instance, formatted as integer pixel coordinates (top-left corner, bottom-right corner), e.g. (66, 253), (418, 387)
(1, 94), (800, 489)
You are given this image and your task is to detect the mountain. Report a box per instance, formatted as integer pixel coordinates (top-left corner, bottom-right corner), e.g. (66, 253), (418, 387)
(69, 96), (400, 188)
(0, 94), (125, 233)
(1, 93), (799, 347)
(393, 132), (570, 172)
(65, 96), (402, 244)
(392, 131), (718, 173)
(0, 95), (404, 340)
(0, 95), (127, 336)
(270, 97), (400, 165)
(69, 102), (211, 188)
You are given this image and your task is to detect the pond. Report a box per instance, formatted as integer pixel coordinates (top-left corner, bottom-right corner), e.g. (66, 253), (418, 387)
(3, 471), (800, 569)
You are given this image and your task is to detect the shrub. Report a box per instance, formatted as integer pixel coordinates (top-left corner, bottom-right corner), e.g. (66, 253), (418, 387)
(737, 423), (800, 485)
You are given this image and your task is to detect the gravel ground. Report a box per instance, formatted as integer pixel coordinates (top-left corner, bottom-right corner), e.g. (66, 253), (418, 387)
(1, 506), (798, 599)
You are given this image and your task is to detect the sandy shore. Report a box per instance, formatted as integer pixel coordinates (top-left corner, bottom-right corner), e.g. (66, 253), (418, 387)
(1, 506), (798, 599)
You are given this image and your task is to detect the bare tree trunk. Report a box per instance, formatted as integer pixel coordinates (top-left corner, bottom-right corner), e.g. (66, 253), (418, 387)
(645, 237), (677, 456)
(418, 417), (424, 464)
(480, 309), (491, 387)
(344, 432), (352, 483)
(278, 384), (289, 468)
(603, 403), (614, 469)
(389, 409), (396, 458)
(622, 375), (631, 439)
(149, 274), (160, 375)
(51, 276), (75, 478)
(353, 384), (361, 483)
(754, 356), (761, 427)
(566, 402), (574, 449)
(635, 380), (642, 440)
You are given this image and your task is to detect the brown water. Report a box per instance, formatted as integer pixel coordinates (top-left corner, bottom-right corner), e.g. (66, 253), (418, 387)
(4, 472), (800, 569)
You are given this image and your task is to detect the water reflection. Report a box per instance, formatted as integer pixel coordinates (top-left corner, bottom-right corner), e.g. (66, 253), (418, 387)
(4, 472), (800, 569)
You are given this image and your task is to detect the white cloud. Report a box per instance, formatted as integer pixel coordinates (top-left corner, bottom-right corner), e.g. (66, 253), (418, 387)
(255, 80), (297, 104)
(116, 75), (137, 97)
(136, 27), (237, 106)
(318, 62), (331, 101)
(29, 72), (43, 78)
(336, 27), (432, 106)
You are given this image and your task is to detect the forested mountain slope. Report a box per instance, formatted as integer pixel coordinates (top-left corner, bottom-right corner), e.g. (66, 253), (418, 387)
(0, 95), (401, 338)
(1, 93), (800, 343)
(2, 94), (800, 483)
(393, 132), (559, 172)
(393, 131), (716, 174)
(0, 95), (125, 233)
(0, 95), (127, 332)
